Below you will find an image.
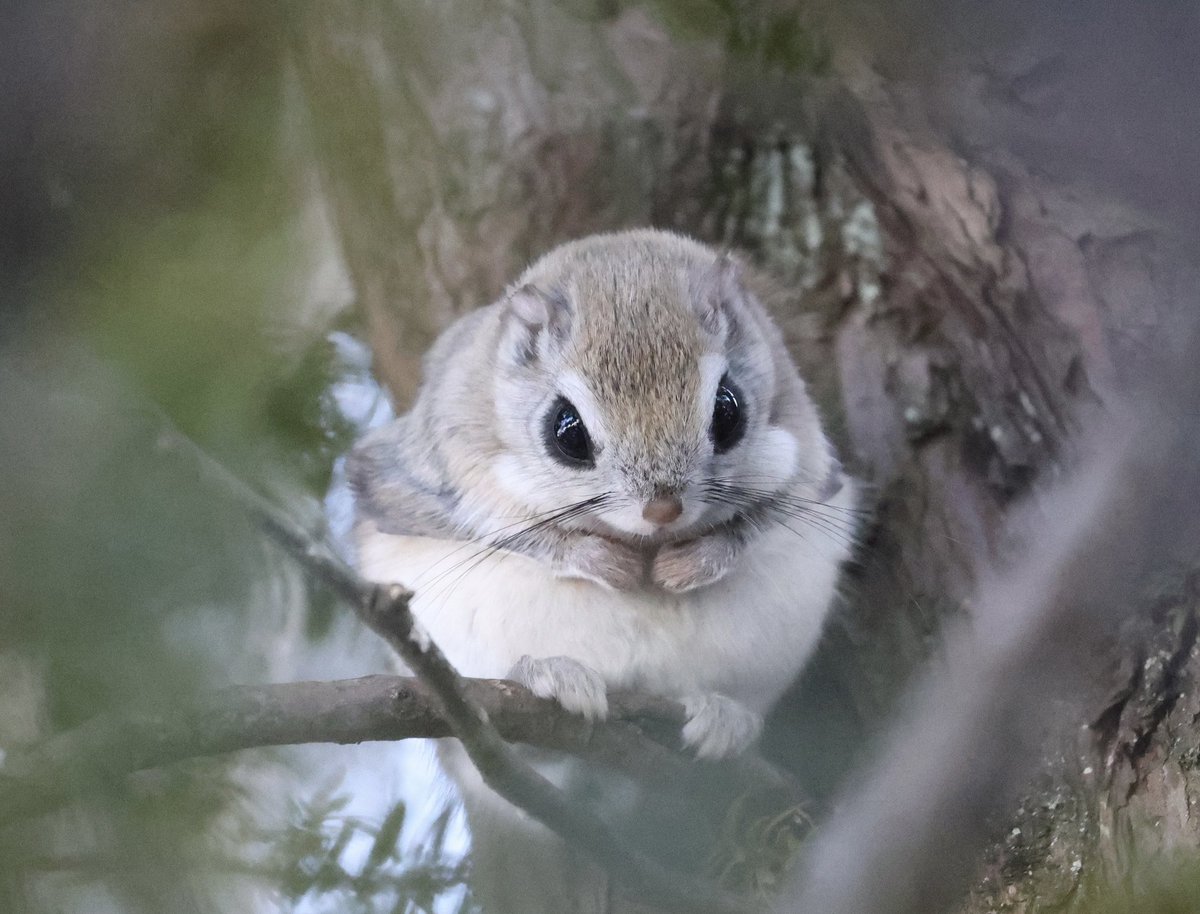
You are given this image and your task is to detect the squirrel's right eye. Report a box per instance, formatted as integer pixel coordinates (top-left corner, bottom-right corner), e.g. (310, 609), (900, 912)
(546, 397), (594, 467)
(711, 375), (746, 453)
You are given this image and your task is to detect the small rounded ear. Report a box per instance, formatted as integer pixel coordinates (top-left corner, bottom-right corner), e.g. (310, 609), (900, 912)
(507, 283), (572, 329)
(508, 283), (552, 328)
(502, 283), (571, 364)
(691, 251), (745, 334)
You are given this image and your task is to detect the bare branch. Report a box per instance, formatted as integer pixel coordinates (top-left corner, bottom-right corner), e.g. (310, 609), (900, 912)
(0, 675), (699, 817)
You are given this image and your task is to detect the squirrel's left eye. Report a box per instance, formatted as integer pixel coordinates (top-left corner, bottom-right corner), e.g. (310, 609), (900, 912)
(545, 397), (594, 467)
(711, 375), (745, 453)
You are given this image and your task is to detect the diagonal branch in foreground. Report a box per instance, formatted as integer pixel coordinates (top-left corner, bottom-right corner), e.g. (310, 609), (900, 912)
(150, 426), (761, 914)
(786, 350), (1200, 914)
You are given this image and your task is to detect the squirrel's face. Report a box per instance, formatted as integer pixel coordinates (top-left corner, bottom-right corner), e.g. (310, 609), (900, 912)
(488, 232), (822, 542)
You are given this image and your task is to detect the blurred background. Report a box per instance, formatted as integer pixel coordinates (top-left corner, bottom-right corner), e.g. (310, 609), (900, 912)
(2, 1), (1199, 912)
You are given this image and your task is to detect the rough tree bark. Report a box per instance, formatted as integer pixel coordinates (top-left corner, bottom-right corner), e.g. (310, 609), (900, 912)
(288, 1), (1200, 910)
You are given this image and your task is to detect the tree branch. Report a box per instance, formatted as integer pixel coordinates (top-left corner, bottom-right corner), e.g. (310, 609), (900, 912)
(0, 675), (703, 817)
(143, 425), (761, 914)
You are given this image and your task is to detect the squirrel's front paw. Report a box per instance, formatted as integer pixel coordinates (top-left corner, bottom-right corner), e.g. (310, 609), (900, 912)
(508, 655), (609, 721)
(556, 535), (646, 591)
(652, 534), (739, 593)
(682, 694), (763, 760)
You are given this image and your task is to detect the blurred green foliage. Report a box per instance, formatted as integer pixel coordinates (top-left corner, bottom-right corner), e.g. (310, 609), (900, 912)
(0, 4), (372, 912)
(261, 785), (473, 914)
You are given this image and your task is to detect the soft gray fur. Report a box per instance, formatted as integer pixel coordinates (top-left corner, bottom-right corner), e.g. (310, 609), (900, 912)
(348, 229), (857, 914)
(349, 230), (838, 590)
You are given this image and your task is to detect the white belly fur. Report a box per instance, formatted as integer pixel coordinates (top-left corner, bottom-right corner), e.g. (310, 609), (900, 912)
(357, 489), (855, 715)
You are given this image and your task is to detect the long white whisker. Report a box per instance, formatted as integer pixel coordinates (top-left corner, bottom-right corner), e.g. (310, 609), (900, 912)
(701, 482), (863, 551)
(419, 495), (613, 603)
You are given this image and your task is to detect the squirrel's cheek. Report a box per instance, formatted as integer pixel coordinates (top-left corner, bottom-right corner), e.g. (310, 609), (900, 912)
(755, 427), (800, 480)
(490, 454), (552, 508)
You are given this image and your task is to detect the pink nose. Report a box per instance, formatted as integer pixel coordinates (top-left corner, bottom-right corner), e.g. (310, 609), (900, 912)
(642, 496), (683, 526)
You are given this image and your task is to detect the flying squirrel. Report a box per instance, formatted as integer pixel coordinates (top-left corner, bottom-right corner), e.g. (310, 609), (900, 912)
(347, 229), (859, 909)
(350, 227), (858, 756)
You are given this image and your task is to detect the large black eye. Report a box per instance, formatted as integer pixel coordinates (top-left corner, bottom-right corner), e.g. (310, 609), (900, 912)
(711, 375), (745, 453)
(545, 397), (594, 467)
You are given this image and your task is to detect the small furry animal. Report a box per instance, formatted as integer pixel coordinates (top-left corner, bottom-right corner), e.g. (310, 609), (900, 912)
(349, 229), (857, 911)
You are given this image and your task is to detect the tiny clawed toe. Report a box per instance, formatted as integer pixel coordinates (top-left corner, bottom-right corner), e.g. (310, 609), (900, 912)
(509, 655), (609, 721)
(681, 694), (762, 760)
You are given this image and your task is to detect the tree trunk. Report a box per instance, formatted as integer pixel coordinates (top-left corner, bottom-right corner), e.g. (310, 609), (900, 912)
(290, 1), (1200, 909)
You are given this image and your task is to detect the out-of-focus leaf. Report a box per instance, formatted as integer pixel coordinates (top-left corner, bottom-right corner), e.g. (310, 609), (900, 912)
(364, 801), (408, 876)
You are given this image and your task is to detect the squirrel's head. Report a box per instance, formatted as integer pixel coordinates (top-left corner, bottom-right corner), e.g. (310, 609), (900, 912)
(488, 230), (834, 542)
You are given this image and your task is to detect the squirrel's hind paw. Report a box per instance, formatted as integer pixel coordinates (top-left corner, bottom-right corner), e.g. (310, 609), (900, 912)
(681, 694), (762, 760)
(508, 655), (609, 721)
